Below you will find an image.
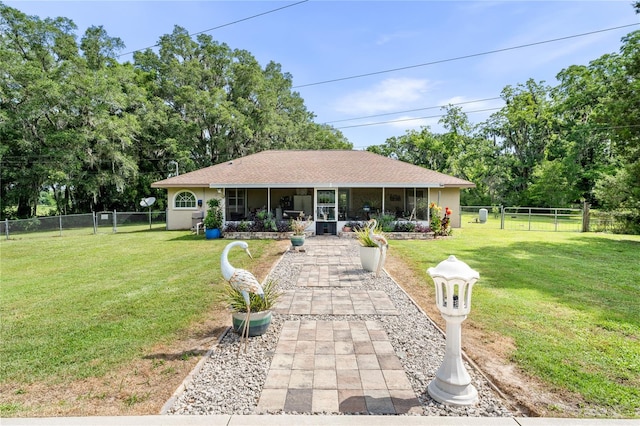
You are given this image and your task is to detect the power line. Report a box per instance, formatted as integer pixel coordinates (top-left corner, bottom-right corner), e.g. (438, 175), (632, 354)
(334, 108), (502, 129)
(323, 97), (503, 125)
(117, 0), (309, 58)
(293, 23), (640, 89)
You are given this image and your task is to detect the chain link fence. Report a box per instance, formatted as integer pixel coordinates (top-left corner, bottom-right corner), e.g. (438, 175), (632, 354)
(1, 207), (633, 239)
(2, 211), (166, 240)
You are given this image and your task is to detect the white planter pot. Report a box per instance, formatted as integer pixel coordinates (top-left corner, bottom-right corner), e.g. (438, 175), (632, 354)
(359, 246), (380, 272)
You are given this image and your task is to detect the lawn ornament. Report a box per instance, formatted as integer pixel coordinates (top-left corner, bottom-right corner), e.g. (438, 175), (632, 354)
(220, 241), (264, 354)
(427, 255), (479, 405)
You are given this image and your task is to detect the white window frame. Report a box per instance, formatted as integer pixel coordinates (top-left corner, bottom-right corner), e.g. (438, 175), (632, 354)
(174, 190), (197, 209)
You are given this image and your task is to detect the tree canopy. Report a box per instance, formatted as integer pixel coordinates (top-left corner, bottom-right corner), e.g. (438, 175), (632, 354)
(1, 5), (350, 217)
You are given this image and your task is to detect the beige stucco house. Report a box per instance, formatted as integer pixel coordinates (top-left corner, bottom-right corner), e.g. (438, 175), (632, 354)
(151, 150), (475, 233)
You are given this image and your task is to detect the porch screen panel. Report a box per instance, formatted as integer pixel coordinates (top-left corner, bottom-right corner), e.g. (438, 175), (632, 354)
(405, 189), (428, 220)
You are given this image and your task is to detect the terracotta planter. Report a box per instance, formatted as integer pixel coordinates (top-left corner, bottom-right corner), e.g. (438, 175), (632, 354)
(359, 245), (380, 272)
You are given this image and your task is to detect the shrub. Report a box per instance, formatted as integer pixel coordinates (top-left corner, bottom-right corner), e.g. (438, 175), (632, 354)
(276, 221), (291, 233)
(354, 221), (386, 247)
(414, 223), (431, 233)
(394, 221), (416, 232)
(378, 214), (396, 232)
(220, 279), (281, 313)
(251, 210), (277, 232)
(203, 198), (223, 230)
(224, 222), (239, 232)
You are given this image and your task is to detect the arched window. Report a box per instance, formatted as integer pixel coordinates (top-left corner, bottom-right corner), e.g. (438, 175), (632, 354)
(174, 190), (197, 209)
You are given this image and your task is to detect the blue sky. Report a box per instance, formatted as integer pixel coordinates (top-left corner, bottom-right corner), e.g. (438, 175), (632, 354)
(7, 1), (639, 149)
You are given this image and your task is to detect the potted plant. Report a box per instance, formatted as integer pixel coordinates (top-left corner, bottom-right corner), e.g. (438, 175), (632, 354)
(354, 222), (384, 272)
(221, 279), (281, 337)
(204, 198), (223, 239)
(290, 212), (311, 247)
(342, 221), (353, 232)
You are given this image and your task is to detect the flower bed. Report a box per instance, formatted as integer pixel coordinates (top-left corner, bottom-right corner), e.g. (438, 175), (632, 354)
(339, 230), (435, 240)
(223, 231), (290, 240)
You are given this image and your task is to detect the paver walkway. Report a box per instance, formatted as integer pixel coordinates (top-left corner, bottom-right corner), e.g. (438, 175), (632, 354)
(257, 236), (422, 414)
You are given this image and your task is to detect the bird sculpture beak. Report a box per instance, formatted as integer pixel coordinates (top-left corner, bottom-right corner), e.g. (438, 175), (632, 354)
(246, 248), (253, 259)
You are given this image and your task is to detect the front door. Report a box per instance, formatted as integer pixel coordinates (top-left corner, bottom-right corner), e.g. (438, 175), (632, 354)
(315, 189), (337, 235)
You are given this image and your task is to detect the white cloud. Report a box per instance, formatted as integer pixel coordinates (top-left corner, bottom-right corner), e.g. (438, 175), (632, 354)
(375, 30), (421, 46)
(439, 95), (468, 106)
(333, 78), (432, 115)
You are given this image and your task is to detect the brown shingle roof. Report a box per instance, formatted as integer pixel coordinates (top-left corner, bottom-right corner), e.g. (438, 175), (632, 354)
(151, 150), (475, 188)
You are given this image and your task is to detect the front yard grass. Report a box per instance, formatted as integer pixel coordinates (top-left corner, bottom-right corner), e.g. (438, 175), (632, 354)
(1, 227), (638, 417)
(391, 228), (640, 417)
(0, 230), (282, 416)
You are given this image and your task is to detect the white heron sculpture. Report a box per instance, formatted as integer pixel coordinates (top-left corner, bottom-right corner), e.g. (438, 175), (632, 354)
(368, 218), (388, 277)
(220, 241), (264, 354)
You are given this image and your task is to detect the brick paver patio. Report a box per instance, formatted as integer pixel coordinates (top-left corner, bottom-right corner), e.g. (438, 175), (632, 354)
(274, 289), (399, 315)
(257, 236), (422, 414)
(257, 320), (421, 414)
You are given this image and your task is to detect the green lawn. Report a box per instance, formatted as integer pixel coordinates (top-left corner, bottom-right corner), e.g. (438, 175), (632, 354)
(392, 227), (640, 417)
(0, 230), (273, 385)
(1, 227), (639, 417)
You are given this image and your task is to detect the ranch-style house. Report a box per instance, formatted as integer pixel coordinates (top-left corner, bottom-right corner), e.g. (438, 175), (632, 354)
(151, 150), (475, 234)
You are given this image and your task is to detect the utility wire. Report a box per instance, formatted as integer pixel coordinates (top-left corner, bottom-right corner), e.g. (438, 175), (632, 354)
(117, 0), (309, 58)
(323, 97), (503, 124)
(293, 23), (640, 89)
(334, 108), (502, 129)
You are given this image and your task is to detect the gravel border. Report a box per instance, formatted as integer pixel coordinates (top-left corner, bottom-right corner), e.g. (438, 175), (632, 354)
(166, 241), (516, 417)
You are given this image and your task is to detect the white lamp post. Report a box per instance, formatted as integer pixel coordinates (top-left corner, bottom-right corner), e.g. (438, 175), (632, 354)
(427, 255), (479, 406)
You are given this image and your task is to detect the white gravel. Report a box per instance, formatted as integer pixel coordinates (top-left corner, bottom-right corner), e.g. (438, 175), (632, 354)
(166, 241), (516, 417)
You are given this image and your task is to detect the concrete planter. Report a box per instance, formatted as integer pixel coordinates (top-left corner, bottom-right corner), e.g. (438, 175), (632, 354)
(359, 245), (380, 272)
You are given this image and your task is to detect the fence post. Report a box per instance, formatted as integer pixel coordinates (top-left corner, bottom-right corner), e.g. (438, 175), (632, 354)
(582, 202), (590, 233)
(500, 205), (505, 230)
(528, 208), (532, 231)
(554, 209), (558, 232)
(5, 218), (8, 240)
(113, 209), (117, 233)
(93, 211), (97, 235)
(59, 214), (63, 237)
